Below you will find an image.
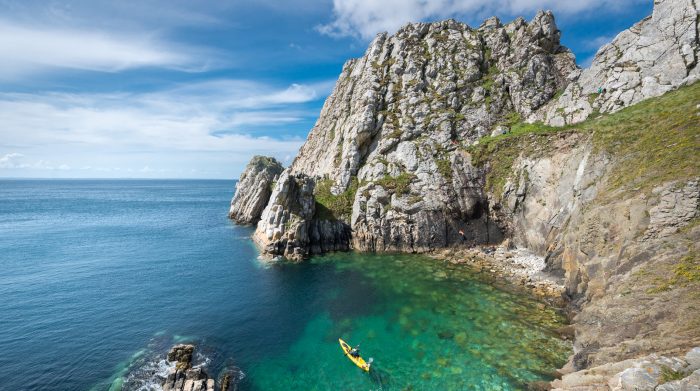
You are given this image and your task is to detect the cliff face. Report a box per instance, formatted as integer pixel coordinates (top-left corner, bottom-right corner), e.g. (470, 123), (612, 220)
(246, 0), (698, 259)
(228, 156), (283, 224)
(535, 0), (700, 125)
(251, 169), (354, 261)
(477, 82), (700, 369)
(261, 12), (577, 255)
(229, 0), (700, 374)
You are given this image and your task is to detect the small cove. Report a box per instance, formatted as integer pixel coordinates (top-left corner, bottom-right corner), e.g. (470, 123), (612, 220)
(0, 180), (570, 390)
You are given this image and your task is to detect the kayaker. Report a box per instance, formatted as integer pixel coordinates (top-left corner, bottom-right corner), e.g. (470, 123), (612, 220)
(349, 345), (361, 358)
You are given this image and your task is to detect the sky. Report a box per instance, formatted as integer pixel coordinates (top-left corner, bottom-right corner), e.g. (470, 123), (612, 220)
(0, 0), (652, 179)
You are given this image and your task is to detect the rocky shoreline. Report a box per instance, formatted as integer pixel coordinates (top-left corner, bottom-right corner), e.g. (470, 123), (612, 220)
(552, 347), (700, 391)
(227, 0), (700, 388)
(431, 243), (567, 306)
(431, 247), (700, 390)
(161, 344), (238, 391)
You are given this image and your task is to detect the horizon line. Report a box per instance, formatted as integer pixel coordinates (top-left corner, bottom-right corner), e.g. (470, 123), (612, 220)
(0, 177), (235, 181)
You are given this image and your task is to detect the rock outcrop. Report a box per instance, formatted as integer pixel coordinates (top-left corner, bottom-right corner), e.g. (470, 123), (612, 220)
(535, 0), (700, 125)
(252, 169), (353, 261)
(162, 344), (215, 391)
(228, 156), (283, 224)
(243, 0), (698, 260)
(481, 122), (700, 368)
(234, 0), (700, 261)
(252, 169), (316, 261)
(552, 346), (700, 390)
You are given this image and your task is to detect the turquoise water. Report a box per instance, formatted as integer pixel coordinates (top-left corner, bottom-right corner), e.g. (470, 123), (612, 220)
(0, 180), (570, 390)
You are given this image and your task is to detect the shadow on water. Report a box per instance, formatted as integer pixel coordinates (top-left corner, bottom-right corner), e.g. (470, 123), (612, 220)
(369, 366), (392, 389)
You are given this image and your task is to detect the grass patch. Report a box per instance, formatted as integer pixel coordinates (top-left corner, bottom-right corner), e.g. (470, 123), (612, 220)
(467, 81), (700, 199)
(386, 127), (402, 140)
(659, 366), (686, 383)
(375, 172), (416, 196)
(314, 177), (359, 221)
(481, 64), (499, 92)
(334, 143), (343, 167)
(646, 251), (699, 294)
(502, 111), (522, 127)
(584, 82), (700, 197)
(432, 31), (449, 43)
(435, 158), (453, 181)
(587, 92), (599, 104)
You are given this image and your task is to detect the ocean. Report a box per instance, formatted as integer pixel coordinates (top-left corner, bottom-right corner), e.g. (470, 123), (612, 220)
(0, 179), (570, 390)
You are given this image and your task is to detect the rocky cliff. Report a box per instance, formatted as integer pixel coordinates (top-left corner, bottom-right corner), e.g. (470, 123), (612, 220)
(239, 0), (698, 260)
(252, 169), (352, 260)
(474, 80), (700, 370)
(535, 0), (700, 125)
(228, 156), (283, 224)
(229, 0), (700, 381)
(252, 10), (577, 257)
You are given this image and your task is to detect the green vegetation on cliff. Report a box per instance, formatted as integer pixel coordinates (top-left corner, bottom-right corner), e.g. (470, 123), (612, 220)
(645, 251), (700, 294)
(314, 178), (358, 221)
(375, 172), (416, 195)
(587, 82), (699, 197)
(468, 81), (700, 198)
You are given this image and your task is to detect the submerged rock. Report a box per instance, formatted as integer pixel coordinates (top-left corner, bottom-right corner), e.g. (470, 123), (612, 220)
(229, 156), (284, 224)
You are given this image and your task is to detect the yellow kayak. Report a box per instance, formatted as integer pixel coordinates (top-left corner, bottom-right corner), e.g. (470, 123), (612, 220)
(339, 338), (370, 372)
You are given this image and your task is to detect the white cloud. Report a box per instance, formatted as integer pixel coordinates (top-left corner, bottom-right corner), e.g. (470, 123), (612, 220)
(0, 153), (74, 171)
(0, 20), (217, 79)
(318, 0), (645, 40)
(581, 35), (614, 51)
(0, 78), (335, 178)
(0, 153), (24, 168)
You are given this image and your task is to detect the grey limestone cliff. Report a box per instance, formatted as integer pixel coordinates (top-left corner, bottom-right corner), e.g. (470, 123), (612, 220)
(253, 10), (576, 257)
(535, 0), (700, 125)
(235, 0), (699, 262)
(252, 169), (352, 261)
(228, 156), (283, 224)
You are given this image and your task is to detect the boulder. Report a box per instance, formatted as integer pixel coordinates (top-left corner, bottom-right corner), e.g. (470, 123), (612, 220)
(612, 364), (661, 390)
(167, 344), (195, 370)
(687, 348), (700, 371)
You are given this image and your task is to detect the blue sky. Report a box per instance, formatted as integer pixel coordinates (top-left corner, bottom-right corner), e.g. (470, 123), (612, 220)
(0, 0), (652, 179)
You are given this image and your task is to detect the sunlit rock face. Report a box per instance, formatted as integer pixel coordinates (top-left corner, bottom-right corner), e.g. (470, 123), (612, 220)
(242, 0), (699, 260)
(535, 0), (700, 125)
(228, 156), (283, 225)
(278, 12), (575, 254)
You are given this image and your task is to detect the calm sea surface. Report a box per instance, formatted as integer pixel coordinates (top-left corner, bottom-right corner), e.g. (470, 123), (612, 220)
(0, 180), (570, 390)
